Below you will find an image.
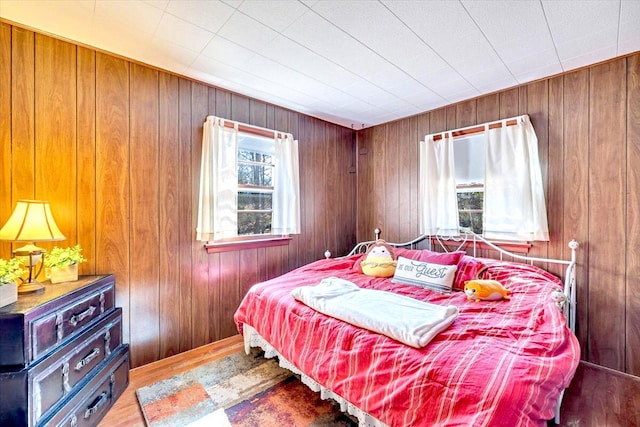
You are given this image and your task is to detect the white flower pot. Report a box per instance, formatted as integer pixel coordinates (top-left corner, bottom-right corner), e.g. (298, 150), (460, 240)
(48, 264), (79, 284)
(0, 282), (18, 308)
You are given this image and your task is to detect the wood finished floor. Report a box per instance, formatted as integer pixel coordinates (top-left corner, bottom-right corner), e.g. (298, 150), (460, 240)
(101, 335), (640, 427)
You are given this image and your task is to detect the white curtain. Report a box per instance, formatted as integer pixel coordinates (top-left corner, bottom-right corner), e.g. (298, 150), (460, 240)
(196, 116), (238, 242)
(272, 133), (301, 235)
(483, 115), (549, 241)
(419, 133), (460, 236)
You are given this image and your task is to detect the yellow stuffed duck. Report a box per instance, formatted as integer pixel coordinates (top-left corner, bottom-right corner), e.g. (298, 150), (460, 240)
(360, 240), (397, 278)
(464, 279), (511, 302)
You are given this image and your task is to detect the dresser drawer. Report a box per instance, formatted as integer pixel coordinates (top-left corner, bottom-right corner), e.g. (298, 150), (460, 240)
(0, 275), (115, 369)
(0, 275), (128, 427)
(0, 308), (123, 427)
(32, 308), (123, 426)
(43, 344), (129, 427)
(30, 283), (115, 364)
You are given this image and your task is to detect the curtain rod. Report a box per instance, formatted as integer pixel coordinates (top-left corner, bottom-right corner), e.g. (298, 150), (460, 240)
(430, 114), (527, 141)
(207, 115), (292, 139)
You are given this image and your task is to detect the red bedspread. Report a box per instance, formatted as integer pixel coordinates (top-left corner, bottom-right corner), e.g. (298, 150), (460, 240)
(234, 255), (580, 427)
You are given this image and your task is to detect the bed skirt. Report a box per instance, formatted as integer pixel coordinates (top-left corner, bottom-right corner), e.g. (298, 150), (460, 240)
(242, 323), (390, 427)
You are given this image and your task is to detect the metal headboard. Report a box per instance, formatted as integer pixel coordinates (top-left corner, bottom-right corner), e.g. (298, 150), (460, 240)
(340, 228), (430, 257)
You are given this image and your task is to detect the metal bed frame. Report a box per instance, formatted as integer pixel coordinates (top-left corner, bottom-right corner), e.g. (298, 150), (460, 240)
(334, 228), (579, 425)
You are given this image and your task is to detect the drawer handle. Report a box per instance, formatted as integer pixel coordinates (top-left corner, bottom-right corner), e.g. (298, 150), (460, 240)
(69, 305), (96, 327)
(62, 362), (72, 393)
(75, 347), (101, 371)
(84, 391), (108, 419)
(104, 330), (112, 357)
(56, 312), (64, 344)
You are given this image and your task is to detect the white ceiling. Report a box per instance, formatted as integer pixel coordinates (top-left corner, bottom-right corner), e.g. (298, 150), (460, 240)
(1, 0), (639, 129)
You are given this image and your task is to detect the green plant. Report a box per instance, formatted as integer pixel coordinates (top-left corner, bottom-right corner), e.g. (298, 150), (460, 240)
(0, 258), (26, 284)
(44, 245), (87, 268)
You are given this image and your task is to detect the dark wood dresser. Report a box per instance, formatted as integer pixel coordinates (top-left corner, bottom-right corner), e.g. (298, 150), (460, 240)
(0, 275), (130, 427)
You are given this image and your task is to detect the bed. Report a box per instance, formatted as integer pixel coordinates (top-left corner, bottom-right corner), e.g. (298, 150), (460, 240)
(233, 231), (580, 427)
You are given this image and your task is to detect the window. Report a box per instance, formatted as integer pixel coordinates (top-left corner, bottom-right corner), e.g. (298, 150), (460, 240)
(237, 133), (274, 236)
(197, 115), (300, 249)
(453, 134), (484, 234)
(419, 115), (548, 242)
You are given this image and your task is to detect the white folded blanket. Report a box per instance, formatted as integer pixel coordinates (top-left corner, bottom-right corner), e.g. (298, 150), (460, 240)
(290, 277), (459, 348)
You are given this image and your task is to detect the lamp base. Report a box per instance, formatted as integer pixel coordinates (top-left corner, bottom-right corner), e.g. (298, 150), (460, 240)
(13, 243), (46, 292)
(18, 281), (45, 294)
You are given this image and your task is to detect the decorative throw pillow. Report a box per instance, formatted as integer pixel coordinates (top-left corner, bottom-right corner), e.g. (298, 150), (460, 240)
(394, 248), (465, 265)
(390, 248), (422, 261)
(453, 255), (489, 291)
(351, 255), (365, 273)
(392, 256), (458, 293)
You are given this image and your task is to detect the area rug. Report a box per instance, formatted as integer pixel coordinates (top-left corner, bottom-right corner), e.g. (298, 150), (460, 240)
(136, 349), (357, 427)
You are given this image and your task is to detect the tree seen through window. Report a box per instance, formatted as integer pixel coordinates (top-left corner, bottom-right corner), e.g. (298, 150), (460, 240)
(237, 148), (273, 235)
(454, 134), (484, 234)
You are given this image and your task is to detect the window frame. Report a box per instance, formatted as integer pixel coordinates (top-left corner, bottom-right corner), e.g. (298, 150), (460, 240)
(456, 184), (484, 235)
(453, 133), (485, 235)
(236, 138), (275, 237)
(203, 120), (293, 253)
(441, 118), (531, 246)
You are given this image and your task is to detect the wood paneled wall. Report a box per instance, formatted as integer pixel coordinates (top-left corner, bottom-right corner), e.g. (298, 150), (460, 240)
(4, 19), (639, 375)
(0, 23), (357, 368)
(357, 52), (640, 375)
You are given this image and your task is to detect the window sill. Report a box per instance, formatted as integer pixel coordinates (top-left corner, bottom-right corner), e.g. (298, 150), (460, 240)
(204, 236), (291, 254)
(430, 237), (532, 254)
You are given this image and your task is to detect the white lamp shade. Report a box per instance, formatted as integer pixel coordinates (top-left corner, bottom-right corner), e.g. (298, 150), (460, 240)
(0, 200), (65, 242)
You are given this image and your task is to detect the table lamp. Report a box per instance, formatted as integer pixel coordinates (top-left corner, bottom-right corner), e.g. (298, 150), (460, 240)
(0, 200), (65, 293)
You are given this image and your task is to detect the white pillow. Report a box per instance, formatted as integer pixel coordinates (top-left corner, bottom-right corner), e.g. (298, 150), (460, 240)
(392, 256), (458, 293)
